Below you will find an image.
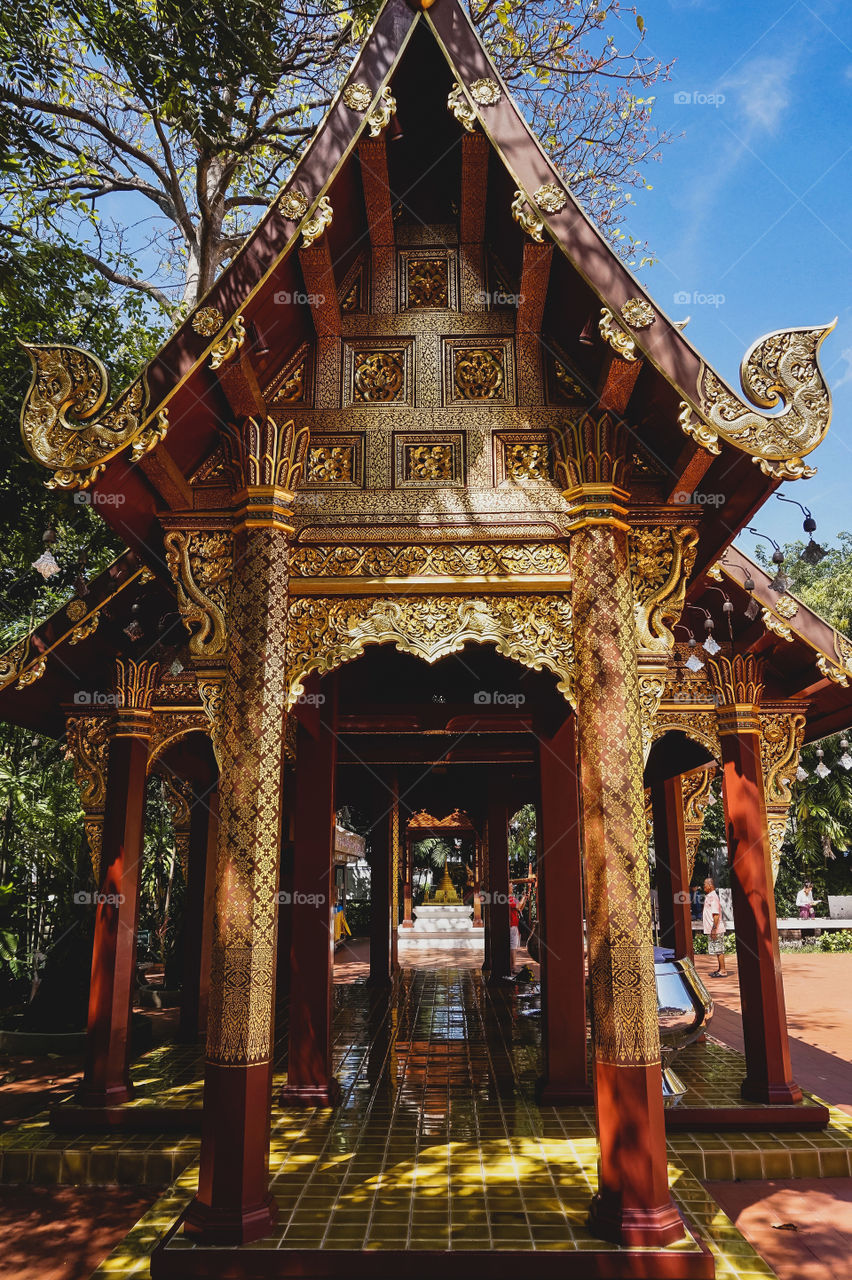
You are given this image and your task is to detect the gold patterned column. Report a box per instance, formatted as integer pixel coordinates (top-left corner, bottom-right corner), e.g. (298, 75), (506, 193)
(559, 412), (683, 1246)
(184, 412), (308, 1245)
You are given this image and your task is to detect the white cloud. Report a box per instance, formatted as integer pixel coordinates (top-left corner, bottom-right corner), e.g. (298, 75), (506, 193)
(722, 54), (796, 135)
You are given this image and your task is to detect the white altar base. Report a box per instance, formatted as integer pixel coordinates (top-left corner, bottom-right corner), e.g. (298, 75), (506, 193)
(398, 903), (484, 952)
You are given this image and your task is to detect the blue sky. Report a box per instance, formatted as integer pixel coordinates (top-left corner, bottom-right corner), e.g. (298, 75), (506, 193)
(616, 0), (852, 558)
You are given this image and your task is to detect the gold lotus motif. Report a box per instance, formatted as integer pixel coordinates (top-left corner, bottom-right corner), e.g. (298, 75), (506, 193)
(470, 77), (501, 106)
(621, 298), (656, 329)
(279, 189), (309, 221)
(342, 81), (372, 112)
(533, 183), (566, 214)
(191, 306), (224, 337)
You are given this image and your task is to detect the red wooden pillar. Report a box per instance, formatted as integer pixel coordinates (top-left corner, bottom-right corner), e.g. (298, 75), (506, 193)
(565, 434), (683, 1247)
(537, 717), (591, 1103)
(472, 837), (483, 928)
(650, 775), (694, 961)
(77, 659), (159, 1107)
(367, 773), (393, 985)
(402, 836), (413, 927)
(180, 785), (219, 1041)
(709, 655), (802, 1104)
(485, 777), (511, 980)
(281, 703), (340, 1106)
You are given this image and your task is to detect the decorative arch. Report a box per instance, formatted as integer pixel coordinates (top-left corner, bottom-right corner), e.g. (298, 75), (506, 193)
(284, 593), (575, 709)
(146, 711), (211, 773)
(651, 710), (721, 763)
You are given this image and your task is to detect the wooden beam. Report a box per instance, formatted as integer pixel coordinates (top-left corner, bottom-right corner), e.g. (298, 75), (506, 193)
(298, 237), (341, 338)
(358, 137), (394, 247)
(666, 439), (716, 504)
(138, 444), (192, 510)
(459, 132), (489, 312)
(215, 348), (267, 420)
(596, 349), (643, 415)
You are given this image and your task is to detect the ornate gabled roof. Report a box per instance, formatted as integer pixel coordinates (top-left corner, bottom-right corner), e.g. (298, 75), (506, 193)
(4, 0), (845, 738)
(15, 0), (835, 564)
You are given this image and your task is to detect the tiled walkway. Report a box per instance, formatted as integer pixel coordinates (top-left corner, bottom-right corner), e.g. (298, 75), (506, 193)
(5, 955), (852, 1277)
(151, 969), (745, 1273)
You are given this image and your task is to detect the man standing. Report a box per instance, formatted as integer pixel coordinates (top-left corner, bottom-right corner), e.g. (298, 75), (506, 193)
(703, 877), (727, 978)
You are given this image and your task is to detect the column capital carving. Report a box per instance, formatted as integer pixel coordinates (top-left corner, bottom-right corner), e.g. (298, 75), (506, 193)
(707, 653), (765, 734)
(113, 658), (160, 735)
(630, 525), (699, 654)
(553, 412), (632, 530)
(681, 766), (715, 880)
(223, 414), (310, 532)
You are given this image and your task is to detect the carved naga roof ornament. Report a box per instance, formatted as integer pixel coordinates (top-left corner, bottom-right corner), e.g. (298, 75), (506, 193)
(18, 341), (168, 489)
(679, 320), (836, 481)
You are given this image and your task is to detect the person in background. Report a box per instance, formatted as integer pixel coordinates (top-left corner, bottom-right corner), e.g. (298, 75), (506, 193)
(796, 881), (820, 920)
(702, 876), (728, 978)
(508, 882), (529, 975)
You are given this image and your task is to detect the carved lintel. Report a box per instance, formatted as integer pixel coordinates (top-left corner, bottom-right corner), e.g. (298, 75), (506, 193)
(286, 593), (575, 711)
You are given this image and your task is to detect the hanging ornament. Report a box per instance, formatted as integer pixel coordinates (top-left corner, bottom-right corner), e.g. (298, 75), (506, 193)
(796, 765), (809, 782)
(32, 550), (60, 579)
(839, 738), (852, 771)
(814, 747), (830, 780)
(702, 618), (721, 656)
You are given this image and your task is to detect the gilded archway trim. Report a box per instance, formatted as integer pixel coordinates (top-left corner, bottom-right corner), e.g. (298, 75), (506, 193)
(285, 593), (574, 708)
(147, 711), (212, 772)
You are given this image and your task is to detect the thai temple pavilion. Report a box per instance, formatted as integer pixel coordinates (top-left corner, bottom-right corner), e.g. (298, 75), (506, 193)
(2, 0), (850, 1275)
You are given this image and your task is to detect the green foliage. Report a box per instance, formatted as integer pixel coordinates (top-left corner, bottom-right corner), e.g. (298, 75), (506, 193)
(820, 929), (852, 952)
(754, 531), (852, 637)
(0, 1), (671, 310)
(0, 241), (164, 642)
(0, 720), (91, 1009)
(509, 803), (536, 877)
(140, 777), (184, 975)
